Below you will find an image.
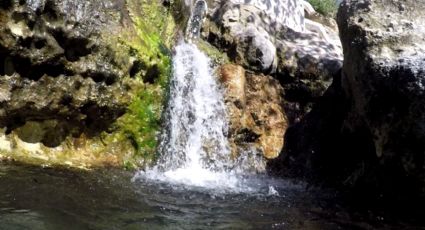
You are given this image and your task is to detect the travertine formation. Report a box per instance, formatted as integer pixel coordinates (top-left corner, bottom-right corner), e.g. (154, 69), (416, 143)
(0, 0), (172, 167)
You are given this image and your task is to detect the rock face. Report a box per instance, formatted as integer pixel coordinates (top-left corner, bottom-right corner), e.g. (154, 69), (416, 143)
(338, 0), (425, 195)
(0, 0), (173, 167)
(270, 0), (425, 201)
(219, 64), (288, 170)
(203, 0), (343, 123)
(0, 0), (129, 139)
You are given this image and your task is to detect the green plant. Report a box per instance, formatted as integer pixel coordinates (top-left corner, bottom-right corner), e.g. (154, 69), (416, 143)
(307, 0), (338, 17)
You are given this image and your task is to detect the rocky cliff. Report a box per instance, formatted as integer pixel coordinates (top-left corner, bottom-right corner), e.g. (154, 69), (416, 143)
(0, 0), (175, 168)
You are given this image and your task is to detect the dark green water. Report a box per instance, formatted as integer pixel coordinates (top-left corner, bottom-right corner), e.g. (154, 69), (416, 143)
(0, 162), (423, 230)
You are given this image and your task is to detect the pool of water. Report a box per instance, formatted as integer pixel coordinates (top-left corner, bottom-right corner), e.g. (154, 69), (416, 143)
(0, 162), (423, 230)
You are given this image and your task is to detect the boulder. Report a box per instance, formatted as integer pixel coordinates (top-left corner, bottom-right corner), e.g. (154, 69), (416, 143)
(270, 0), (425, 201)
(337, 0), (425, 195)
(202, 0), (343, 123)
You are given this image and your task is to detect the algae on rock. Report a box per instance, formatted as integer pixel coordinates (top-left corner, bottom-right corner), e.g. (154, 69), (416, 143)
(0, 0), (176, 168)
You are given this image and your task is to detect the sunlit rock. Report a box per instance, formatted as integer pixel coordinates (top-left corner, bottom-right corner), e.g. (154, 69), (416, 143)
(220, 64), (288, 161)
(202, 0), (342, 125)
(227, 0), (305, 32)
(0, 0), (174, 168)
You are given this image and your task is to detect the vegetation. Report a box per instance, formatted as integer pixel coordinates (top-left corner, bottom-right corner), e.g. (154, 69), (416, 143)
(307, 0), (338, 17)
(197, 40), (230, 66)
(111, 0), (175, 168)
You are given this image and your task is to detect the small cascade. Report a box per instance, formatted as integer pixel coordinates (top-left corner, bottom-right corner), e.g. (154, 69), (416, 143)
(135, 0), (259, 192)
(158, 42), (231, 172)
(138, 41), (244, 190)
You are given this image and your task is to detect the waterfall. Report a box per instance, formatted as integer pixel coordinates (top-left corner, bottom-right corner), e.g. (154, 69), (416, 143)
(138, 42), (244, 189)
(158, 42), (231, 172)
(134, 0), (261, 192)
(143, 38), (245, 188)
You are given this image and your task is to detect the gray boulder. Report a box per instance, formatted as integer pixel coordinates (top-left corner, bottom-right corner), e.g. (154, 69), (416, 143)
(338, 0), (425, 190)
(202, 0), (343, 122)
(269, 0), (425, 202)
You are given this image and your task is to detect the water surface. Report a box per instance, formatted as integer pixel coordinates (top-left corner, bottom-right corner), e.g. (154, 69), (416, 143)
(1, 162), (423, 230)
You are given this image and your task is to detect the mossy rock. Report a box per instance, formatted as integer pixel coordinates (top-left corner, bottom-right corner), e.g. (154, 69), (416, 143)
(0, 0), (176, 169)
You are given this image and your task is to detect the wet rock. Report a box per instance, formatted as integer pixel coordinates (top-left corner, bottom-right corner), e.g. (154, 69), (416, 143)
(220, 64), (246, 107)
(0, 0), (173, 167)
(219, 64), (288, 165)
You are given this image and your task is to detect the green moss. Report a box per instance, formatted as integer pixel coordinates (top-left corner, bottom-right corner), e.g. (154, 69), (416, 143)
(0, 0), (177, 169)
(307, 0), (338, 17)
(110, 0), (175, 168)
(197, 39), (230, 66)
(115, 82), (168, 168)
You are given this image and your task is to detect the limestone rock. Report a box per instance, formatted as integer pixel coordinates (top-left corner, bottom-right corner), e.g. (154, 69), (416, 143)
(219, 64), (288, 169)
(203, 0), (343, 123)
(271, 0), (425, 201)
(338, 0), (425, 190)
(0, 0), (173, 167)
(223, 0), (305, 33)
(0, 0), (132, 141)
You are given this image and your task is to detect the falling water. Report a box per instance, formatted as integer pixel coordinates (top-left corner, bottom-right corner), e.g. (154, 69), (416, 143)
(134, 0), (262, 192)
(137, 40), (247, 190)
(138, 42), (250, 191)
(158, 42), (231, 172)
(139, 42), (246, 191)
(185, 0), (207, 42)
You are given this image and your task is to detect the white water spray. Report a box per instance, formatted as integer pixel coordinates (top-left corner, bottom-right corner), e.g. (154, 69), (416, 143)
(159, 42), (231, 171)
(137, 42), (248, 191)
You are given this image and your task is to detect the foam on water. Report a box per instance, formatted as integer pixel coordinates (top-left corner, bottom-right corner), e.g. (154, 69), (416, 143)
(137, 168), (254, 194)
